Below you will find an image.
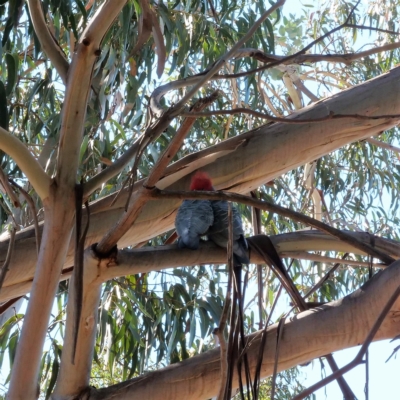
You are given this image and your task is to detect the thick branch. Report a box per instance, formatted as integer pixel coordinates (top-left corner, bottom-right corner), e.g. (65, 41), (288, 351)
(2, 231), (398, 303)
(57, 0), (128, 188)
(294, 282), (400, 399)
(7, 2), (128, 399)
(96, 94), (218, 254)
(89, 259), (400, 400)
(2, 67), (400, 303)
(7, 197), (75, 400)
(53, 248), (105, 398)
(0, 127), (50, 200)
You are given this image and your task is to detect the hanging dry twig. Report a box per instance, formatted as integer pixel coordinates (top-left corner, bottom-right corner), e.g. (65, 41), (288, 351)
(250, 241), (357, 399)
(71, 185), (90, 364)
(253, 284), (283, 399)
(216, 202), (234, 400)
(250, 191), (264, 330)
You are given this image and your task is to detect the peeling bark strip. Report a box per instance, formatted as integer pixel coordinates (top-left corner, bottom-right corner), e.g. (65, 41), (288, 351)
(72, 184), (91, 364)
(53, 248), (105, 398)
(1, 67), (400, 301)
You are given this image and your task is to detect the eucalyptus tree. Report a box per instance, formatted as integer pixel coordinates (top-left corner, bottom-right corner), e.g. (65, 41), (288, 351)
(0, 0), (400, 399)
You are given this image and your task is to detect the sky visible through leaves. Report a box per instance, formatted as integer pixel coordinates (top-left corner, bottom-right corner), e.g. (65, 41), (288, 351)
(278, 2), (400, 399)
(1, 0), (400, 398)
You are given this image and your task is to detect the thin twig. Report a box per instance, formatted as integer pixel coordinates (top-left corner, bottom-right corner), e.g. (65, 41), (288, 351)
(229, 41), (400, 73)
(96, 94), (218, 255)
(206, 0), (219, 24)
(345, 24), (398, 35)
(280, 251), (385, 268)
(215, 203), (234, 400)
(220, 1), (398, 80)
(150, 40), (400, 117)
(366, 138), (400, 161)
(150, 0), (285, 117)
(324, 356), (356, 399)
(302, 253), (349, 300)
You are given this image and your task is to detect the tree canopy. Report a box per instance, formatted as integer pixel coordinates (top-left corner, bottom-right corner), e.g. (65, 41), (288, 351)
(0, 0), (400, 399)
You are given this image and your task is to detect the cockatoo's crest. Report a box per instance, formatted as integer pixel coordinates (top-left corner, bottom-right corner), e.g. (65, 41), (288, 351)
(190, 171), (214, 191)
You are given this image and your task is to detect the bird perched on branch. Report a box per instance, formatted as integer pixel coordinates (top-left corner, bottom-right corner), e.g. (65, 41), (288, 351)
(175, 171), (249, 266)
(175, 171), (214, 250)
(175, 171), (250, 397)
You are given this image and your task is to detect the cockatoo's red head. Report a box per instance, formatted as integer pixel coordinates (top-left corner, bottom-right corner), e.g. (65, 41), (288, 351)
(190, 171), (214, 191)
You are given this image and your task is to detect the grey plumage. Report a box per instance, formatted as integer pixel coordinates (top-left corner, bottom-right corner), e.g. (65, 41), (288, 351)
(175, 172), (248, 265)
(207, 200), (249, 265)
(175, 199), (214, 250)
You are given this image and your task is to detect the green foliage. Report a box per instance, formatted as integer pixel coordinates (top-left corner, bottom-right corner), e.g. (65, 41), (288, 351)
(234, 368), (312, 399)
(0, 0), (400, 398)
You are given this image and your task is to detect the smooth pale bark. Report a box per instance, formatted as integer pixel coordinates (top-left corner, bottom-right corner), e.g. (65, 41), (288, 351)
(6, 2), (129, 398)
(7, 193), (75, 400)
(87, 259), (400, 400)
(53, 248), (104, 399)
(1, 231), (399, 302)
(1, 67), (400, 300)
